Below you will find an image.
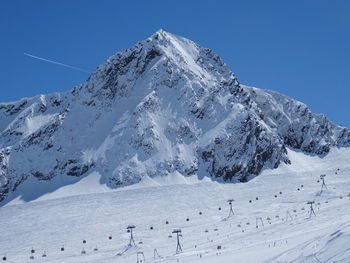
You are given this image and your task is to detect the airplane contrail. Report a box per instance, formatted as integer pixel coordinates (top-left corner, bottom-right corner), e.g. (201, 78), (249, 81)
(24, 52), (91, 73)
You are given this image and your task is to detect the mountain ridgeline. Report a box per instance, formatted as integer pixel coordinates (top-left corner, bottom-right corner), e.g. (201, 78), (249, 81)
(0, 30), (349, 202)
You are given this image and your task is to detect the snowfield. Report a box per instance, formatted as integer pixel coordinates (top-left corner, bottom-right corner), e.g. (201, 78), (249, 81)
(1, 147), (349, 263)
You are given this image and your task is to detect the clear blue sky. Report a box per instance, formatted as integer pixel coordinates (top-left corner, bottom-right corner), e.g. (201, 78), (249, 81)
(1, 0), (349, 127)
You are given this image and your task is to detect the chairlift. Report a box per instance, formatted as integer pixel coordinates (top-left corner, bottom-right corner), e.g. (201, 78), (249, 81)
(266, 217), (272, 224)
(136, 251), (146, 263)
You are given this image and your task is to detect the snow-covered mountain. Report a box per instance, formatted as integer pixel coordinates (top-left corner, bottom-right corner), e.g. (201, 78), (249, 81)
(0, 29), (349, 203)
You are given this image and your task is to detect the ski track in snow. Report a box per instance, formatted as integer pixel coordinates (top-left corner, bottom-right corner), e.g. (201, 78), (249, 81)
(1, 148), (350, 263)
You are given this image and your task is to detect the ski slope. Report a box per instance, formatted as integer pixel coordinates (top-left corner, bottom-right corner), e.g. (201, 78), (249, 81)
(0, 148), (350, 263)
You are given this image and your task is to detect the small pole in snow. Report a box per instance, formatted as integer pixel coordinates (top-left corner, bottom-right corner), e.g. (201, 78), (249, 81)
(227, 199), (235, 218)
(319, 175), (327, 194)
(172, 229), (183, 254)
(307, 201), (316, 218)
(127, 225), (136, 246)
(255, 217), (264, 228)
(285, 210), (293, 221)
(154, 248), (161, 259)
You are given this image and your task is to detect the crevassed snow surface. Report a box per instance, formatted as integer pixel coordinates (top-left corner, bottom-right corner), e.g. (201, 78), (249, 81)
(1, 148), (350, 263)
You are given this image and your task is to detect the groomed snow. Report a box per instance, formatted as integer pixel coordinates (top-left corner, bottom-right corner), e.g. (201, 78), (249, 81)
(1, 147), (350, 262)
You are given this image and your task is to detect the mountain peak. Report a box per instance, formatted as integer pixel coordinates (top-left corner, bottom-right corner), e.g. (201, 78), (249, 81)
(150, 28), (171, 40)
(82, 29), (239, 104)
(0, 32), (349, 204)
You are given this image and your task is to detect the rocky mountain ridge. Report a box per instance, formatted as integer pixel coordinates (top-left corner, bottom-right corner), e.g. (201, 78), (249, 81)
(1, 30), (349, 202)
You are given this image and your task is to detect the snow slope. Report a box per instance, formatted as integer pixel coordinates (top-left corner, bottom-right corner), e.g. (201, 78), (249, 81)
(1, 30), (349, 204)
(0, 148), (350, 263)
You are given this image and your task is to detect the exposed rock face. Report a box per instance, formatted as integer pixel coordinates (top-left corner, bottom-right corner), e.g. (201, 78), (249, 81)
(0, 30), (349, 202)
(246, 87), (350, 154)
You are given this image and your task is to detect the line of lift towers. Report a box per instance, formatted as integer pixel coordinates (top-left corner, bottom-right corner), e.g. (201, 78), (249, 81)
(125, 174), (329, 261)
(125, 199), (235, 261)
(2, 173), (335, 262)
(126, 224), (182, 262)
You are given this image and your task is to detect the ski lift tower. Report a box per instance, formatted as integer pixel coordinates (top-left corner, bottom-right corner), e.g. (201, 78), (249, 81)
(227, 199), (234, 218)
(320, 175), (327, 194)
(127, 225), (136, 246)
(307, 201), (316, 218)
(172, 229), (183, 254)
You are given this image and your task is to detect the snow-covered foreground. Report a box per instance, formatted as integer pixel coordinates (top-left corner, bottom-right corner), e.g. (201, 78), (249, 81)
(1, 148), (350, 263)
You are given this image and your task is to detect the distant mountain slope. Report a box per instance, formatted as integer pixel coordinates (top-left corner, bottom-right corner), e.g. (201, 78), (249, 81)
(0, 30), (349, 202)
